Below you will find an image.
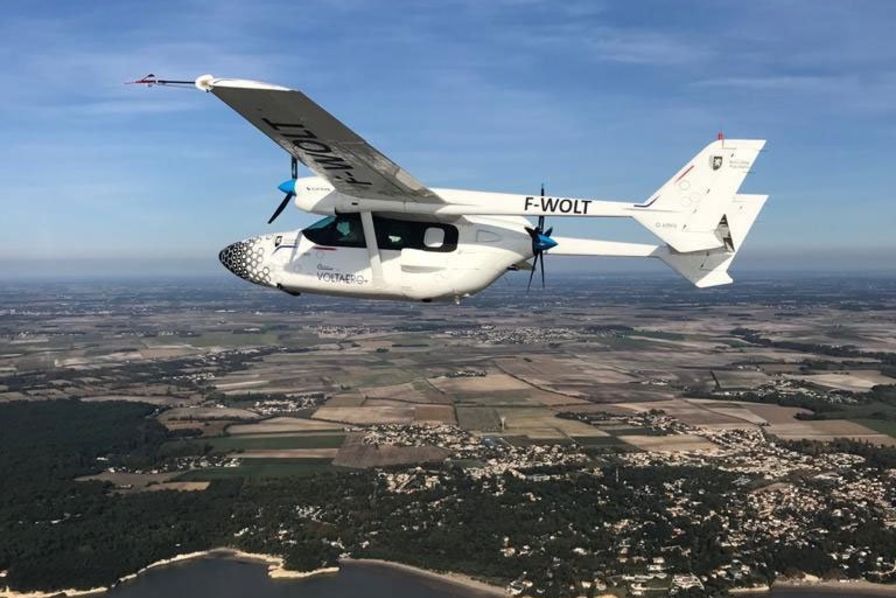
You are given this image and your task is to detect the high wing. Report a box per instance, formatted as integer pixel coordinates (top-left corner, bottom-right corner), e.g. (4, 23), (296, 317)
(198, 76), (442, 203)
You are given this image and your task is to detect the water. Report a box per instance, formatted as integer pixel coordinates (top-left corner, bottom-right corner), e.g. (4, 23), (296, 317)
(102, 557), (894, 598)
(105, 557), (494, 598)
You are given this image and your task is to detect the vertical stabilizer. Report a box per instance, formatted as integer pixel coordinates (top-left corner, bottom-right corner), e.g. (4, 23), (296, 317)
(632, 139), (766, 253)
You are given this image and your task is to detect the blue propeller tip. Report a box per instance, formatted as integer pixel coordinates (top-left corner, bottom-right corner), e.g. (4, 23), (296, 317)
(536, 234), (558, 251)
(277, 179), (296, 194)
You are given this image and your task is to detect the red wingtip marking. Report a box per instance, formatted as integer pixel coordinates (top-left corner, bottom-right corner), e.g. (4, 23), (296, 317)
(125, 74), (157, 85)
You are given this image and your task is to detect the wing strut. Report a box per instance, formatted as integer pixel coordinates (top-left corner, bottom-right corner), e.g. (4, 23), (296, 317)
(359, 212), (383, 287)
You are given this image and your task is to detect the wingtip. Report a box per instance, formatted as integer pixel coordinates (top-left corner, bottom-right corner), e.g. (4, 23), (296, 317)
(194, 74), (215, 92)
(200, 77), (291, 92)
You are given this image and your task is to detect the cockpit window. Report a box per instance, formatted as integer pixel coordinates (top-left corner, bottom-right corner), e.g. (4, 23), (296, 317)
(302, 215), (366, 248)
(306, 216), (335, 230)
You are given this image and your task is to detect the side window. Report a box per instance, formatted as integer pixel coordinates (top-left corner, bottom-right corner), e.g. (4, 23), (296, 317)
(302, 215), (366, 248)
(423, 227), (445, 248)
(377, 218), (415, 251)
(373, 217), (458, 252)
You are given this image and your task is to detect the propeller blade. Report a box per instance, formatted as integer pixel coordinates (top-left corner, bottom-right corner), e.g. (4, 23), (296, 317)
(268, 157), (300, 224)
(527, 253), (539, 291)
(268, 192), (294, 224)
(526, 183), (550, 290)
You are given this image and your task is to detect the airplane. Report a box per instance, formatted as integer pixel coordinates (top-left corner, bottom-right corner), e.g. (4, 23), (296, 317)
(134, 74), (768, 303)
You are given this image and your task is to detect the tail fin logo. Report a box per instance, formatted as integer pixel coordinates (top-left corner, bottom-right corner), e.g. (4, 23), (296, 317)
(711, 155), (723, 170)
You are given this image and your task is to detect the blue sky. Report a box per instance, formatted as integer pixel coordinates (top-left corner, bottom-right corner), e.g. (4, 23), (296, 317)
(1, 0), (894, 276)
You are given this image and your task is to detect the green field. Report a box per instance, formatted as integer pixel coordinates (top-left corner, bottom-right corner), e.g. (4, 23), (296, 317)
(571, 435), (630, 446)
(176, 458), (340, 480)
(796, 400), (896, 423)
(630, 329), (687, 341)
(852, 418), (896, 438)
(350, 369), (418, 386)
(505, 435), (574, 447)
(600, 336), (655, 350)
(207, 433), (345, 451)
(159, 433), (345, 457)
(601, 426), (668, 437)
(453, 390), (537, 405)
(456, 405), (502, 432)
(183, 331), (281, 348)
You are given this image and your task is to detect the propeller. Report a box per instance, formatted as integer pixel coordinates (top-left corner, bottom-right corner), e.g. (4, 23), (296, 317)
(269, 156), (299, 224)
(525, 183), (558, 291)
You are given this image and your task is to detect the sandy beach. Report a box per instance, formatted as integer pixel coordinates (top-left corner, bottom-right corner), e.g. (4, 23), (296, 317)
(341, 558), (509, 596)
(122, 548), (339, 582)
(0, 584), (109, 598)
(771, 579), (896, 595)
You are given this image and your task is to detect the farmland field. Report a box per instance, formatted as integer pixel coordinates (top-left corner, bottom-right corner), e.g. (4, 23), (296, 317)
(176, 458), (339, 480)
(207, 433), (346, 451)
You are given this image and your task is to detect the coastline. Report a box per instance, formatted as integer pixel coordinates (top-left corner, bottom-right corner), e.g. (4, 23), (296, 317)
(6, 550), (895, 598)
(771, 579), (896, 596)
(341, 558), (509, 596)
(0, 548), (339, 598)
(0, 550), (507, 598)
(0, 585), (108, 598)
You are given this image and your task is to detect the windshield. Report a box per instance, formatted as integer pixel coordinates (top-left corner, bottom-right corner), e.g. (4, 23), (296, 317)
(301, 215), (366, 248)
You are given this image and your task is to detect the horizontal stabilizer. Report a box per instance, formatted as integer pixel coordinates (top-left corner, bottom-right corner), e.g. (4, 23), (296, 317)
(656, 193), (767, 287)
(656, 249), (735, 288)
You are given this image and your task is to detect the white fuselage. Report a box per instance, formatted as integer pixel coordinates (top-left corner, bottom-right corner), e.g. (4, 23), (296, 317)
(218, 180), (536, 301)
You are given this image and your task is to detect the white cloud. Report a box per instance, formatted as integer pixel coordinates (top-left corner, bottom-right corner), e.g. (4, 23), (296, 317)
(586, 27), (709, 66)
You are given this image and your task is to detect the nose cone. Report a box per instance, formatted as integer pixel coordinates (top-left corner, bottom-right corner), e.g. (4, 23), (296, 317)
(278, 179), (297, 194)
(535, 233), (558, 252)
(218, 239), (273, 286)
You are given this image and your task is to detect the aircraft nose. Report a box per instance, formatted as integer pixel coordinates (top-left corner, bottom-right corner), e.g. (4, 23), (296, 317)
(218, 239), (272, 286)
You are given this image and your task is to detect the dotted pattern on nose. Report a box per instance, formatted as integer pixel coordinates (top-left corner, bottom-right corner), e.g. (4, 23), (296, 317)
(218, 240), (272, 286)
